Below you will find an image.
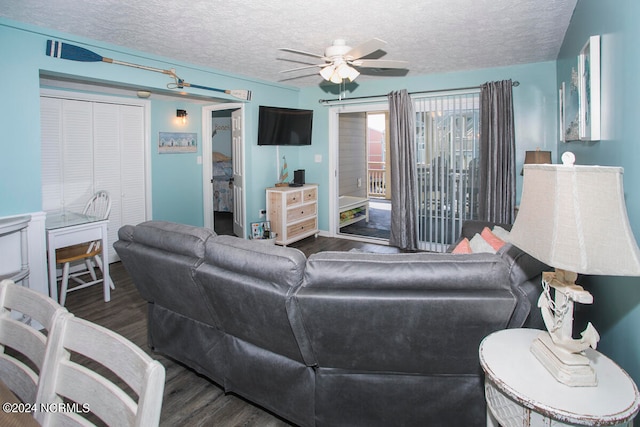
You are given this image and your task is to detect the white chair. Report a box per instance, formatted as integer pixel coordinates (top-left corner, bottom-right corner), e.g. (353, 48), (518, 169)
(35, 312), (166, 427)
(56, 190), (114, 306)
(0, 279), (67, 404)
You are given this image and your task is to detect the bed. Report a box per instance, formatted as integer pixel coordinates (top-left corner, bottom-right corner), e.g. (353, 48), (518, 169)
(212, 152), (234, 212)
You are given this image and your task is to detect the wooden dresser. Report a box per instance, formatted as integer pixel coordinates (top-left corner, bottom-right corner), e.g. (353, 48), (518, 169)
(266, 184), (318, 245)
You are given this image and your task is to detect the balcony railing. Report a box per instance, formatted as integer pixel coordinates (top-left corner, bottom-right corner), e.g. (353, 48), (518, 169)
(368, 163), (386, 198)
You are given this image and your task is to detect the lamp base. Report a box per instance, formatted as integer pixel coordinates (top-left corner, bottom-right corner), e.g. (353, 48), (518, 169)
(530, 332), (597, 387)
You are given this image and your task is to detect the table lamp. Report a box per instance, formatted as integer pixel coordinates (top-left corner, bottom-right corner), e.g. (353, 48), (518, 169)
(520, 149), (552, 175)
(509, 151), (640, 386)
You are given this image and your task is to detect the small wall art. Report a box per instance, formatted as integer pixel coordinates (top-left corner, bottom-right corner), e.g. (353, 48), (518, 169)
(562, 70), (580, 142)
(159, 132), (197, 153)
(578, 35), (600, 141)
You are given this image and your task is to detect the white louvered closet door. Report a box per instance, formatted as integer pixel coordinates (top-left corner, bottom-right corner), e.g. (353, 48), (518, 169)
(41, 96), (146, 262)
(41, 98), (94, 212)
(93, 102), (123, 262)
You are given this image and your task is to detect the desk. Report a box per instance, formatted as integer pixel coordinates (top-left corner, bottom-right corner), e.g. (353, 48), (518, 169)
(479, 329), (640, 426)
(45, 211), (110, 303)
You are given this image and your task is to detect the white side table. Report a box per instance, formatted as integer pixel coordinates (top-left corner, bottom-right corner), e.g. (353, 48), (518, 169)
(479, 329), (640, 427)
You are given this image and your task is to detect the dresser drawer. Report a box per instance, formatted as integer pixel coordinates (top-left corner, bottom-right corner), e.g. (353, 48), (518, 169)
(286, 191), (303, 206)
(287, 217), (317, 239)
(287, 203), (317, 222)
(303, 187), (317, 202)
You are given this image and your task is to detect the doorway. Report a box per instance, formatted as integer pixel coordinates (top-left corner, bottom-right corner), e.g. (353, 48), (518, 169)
(333, 106), (392, 242)
(202, 103), (246, 238)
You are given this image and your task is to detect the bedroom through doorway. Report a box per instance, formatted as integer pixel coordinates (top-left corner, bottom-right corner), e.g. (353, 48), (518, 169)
(211, 109), (235, 236)
(203, 103), (245, 238)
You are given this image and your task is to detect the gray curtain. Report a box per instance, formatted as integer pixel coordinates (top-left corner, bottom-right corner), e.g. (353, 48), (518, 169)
(479, 80), (516, 224)
(388, 89), (418, 250)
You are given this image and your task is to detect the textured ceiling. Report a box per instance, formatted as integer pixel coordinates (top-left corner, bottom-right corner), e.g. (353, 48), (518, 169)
(1, 0), (577, 88)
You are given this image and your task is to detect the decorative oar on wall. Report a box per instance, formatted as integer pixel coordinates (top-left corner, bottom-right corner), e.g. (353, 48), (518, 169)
(45, 40), (252, 101)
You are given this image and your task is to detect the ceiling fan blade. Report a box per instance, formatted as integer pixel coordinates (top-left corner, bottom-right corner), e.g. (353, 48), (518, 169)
(280, 64), (326, 73)
(346, 38), (387, 60)
(352, 59), (409, 69)
(278, 47), (326, 59)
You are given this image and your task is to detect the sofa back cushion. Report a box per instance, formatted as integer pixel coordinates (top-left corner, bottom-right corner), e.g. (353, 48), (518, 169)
(194, 236), (309, 363)
(293, 251), (516, 375)
(114, 221), (218, 326)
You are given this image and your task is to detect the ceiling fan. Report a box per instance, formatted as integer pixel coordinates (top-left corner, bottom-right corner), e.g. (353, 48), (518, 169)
(279, 38), (409, 84)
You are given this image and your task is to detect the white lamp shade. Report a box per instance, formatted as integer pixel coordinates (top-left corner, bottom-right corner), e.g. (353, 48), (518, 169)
(345, 66), (360, 82)
(509, 164), (640, 276)
(336, 63), (351, 79)
(320, 65), (335, 81)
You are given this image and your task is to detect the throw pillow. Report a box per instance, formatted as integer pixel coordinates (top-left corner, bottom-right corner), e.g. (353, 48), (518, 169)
(452, 238), (472, 254)
(470, 233), (497, 254)
(481, 227), (506, 251)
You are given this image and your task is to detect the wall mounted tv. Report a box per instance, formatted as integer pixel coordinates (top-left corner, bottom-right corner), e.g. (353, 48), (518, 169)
(257, 106), (313, 146)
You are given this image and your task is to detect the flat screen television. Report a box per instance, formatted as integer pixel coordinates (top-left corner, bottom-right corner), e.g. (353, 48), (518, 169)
(257, 106), (313, 146)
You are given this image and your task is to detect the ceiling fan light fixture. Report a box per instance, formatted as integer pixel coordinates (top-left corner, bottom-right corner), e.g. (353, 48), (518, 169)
(282, 38), (406, 84)
(320, 65), (335, 81)
(336, 63), (352, 79)
(345, 66), (360, 82)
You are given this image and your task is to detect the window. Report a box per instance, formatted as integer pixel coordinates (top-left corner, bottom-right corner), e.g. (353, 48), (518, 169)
(414, 91), (480, 251)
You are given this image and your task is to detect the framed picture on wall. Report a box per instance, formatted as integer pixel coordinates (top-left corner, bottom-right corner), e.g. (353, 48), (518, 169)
(559, 82), (565, 142)
(251, 221), (271, 239)
(158, 132), (198, 153)
(578, 35), (601, 141)
(563, 69), (580, 142)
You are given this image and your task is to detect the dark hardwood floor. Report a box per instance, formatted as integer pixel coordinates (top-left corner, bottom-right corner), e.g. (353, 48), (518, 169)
(65, 235), (398, 427)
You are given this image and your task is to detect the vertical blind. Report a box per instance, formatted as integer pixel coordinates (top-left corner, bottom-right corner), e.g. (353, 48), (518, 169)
(413, 91), (480, 252)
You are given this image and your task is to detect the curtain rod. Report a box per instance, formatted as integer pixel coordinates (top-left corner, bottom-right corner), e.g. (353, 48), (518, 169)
(318, 80), (520, 105)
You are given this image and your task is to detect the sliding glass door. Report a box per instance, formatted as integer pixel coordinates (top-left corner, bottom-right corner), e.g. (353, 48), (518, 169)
(414, 92), (480, 251)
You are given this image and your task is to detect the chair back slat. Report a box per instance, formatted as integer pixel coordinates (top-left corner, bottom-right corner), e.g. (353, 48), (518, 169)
(36, 313), (165, 426)
(0, 355), (37, 403)
(83, 190), (111, 220)
(55, 361), (137, 426)
(0, 280), (67, 403)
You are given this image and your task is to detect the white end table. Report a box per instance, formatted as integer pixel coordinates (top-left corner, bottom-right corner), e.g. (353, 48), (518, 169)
(479, 329), (639, 427)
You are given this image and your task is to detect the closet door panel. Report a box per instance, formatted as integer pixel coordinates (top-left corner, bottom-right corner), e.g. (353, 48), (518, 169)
(41, 97), (63, 211)
(93, 102), (122, 261)
(62, 100), (94, 212)
(119, 104), (146, 228)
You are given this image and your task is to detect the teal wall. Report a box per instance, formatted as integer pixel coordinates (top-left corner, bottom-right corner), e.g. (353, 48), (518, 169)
(557, 0), (640, 387)
(0, 18), (300, 229)
(150, 100), (204, 225)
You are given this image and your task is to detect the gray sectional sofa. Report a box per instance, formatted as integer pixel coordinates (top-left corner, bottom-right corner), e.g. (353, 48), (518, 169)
(114, 220), (547, 427)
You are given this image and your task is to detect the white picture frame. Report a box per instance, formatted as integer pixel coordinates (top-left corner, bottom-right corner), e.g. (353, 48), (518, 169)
(559, 82), (565, 142)
(578, 35), (601, 141)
